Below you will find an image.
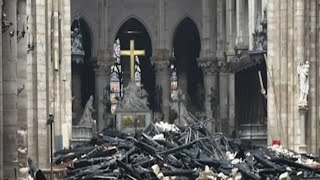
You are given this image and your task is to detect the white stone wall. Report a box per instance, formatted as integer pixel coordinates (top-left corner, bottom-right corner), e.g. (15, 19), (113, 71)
(267, 0), (320, 153)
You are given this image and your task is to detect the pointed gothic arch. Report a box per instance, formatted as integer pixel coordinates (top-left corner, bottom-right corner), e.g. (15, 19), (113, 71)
(113, 15), (153, 47)
(71, 18), (95, 124)
(114, 17), (156, 110)
(172, 17), (203, 113)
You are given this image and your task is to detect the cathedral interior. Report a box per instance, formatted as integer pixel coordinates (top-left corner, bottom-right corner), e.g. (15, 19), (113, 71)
(0, 0), (320, 179)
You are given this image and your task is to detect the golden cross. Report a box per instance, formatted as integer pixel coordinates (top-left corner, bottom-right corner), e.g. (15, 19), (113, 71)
(120, 40), (145, 80)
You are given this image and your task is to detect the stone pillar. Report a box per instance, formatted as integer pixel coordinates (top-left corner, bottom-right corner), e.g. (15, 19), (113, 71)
(228, 73), (236, 135)
(294, 0), (306, 152)
(199, 60), (219, 132)
(218, 62), (229, 133)
(94, 63), (108, 131)
(201, 0), (216, 58)
(52, 0), (62, 151)
(267, 0), (279, 144)
(0, 0), (3, 178)
(226, 0), (236, 56)
(2, 0), (18, 178)
(279, 0), (288, 147)
(308, 0), (317, 154)
(17, 0), (28, 178)
(61, 0), (72, 150)
(200, 0), (217, 132)
(216, 0), (228, 133)
(226, 0), (236, 136)
(216, 0), (225, 58)
(248, 0), (256, 50)
(26, 0), (37, 162)
(35, 0), (49, 168)
(153, 51), (170, 122)
(236, 0), (246, 47)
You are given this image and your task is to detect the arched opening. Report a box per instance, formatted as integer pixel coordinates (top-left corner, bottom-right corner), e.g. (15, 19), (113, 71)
(173, 17), (203, 113)
(71, 18), (95, 125)
(115, 17), (155, 110)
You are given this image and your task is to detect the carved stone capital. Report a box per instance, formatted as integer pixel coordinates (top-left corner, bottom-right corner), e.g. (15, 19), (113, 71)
(218, 61), (230, 73)
(151, 49), (171, 61)
(198, 59), (219, 75)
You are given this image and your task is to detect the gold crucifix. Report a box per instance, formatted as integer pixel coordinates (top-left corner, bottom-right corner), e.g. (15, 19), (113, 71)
(120, 40), (145, 80)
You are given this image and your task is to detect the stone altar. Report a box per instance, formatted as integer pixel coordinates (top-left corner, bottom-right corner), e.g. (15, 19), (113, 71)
(116, 81), (152, 134)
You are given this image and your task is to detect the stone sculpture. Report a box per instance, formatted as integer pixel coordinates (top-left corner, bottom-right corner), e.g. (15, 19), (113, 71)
(71, 28), (84, 54)
(118, 81), (150, 111)
(78, 95), (96, 127)
(297, 61), (309, 107)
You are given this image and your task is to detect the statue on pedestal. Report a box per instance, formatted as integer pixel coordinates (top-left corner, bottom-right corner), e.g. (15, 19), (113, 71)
(78, 95), (96, 130)
(297, 60), (309, 108)
(118, 81), (149, 111)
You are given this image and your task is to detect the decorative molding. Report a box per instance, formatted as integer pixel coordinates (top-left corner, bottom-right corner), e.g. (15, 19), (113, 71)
(151, 49), (170, 62)
(198, 59), (219, 75)
(218, 61), (230, 73)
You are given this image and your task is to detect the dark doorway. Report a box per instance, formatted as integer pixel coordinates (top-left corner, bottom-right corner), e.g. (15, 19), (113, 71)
(71, 18), (95, 124)
(115, 18), (155, 110)
(173, 17), (203, 113)
(235, 58), (267, 144)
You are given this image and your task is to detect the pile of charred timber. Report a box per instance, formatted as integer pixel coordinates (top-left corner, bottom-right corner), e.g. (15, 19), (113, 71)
(54, 122), (320, 179)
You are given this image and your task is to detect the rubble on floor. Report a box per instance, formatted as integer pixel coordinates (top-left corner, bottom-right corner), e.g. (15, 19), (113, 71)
(54, 122), (320, 180)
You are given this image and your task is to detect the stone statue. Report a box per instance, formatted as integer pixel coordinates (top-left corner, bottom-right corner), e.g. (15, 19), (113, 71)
(297, 61), (309, 106)
(78, 95), (96, 127)
(118, 81), (150, 111)
(113, 38), (121, 62)
(71, 28), (84, 54)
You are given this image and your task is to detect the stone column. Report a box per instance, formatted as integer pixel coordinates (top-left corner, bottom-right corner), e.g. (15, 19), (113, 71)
(294, 0), (306, 152)
(61, 0), (72, 149)
(35, 0), (49, 168)
(17, 0), (28, 178)
(248, 0), (256, 50)
(199, 60), (219, 132)
(2, 0), (18, 178)
(226, 0), (236, 56)
(201, 0), (216, 58)
(94, 63), (108, 131)
(218, 62), (229, 133)
(216, 0), (225, 58)
(280, 0), (288, 147)
(236, 0), (246, 47)
(153, 51), (170, 122)
(226, 0), (236, 136)
(287, 0), (294, 149)
(216, 0), (228, 133)
(267, 0), (279, 144)
(308, 0), (317, 153)
(0, 0), (3, 178)
(52, 0), (62, 151)
(26, 0), (37, 162)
